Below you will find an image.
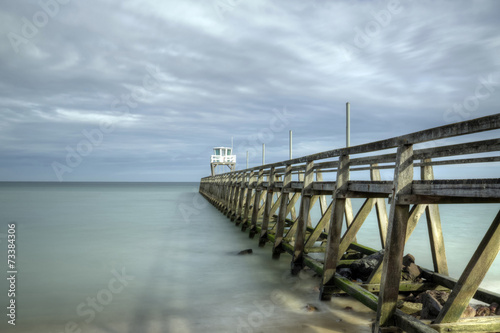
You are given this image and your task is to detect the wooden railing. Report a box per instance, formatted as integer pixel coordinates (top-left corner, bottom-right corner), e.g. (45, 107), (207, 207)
(199, 114), (500, 333)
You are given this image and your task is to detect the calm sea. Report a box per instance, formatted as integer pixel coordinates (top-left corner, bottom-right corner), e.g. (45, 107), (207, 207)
(0, 182), (498, 333)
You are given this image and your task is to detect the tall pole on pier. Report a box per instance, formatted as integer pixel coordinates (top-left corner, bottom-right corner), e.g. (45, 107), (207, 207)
(246, 151), (249, 169)
(289, 130), (293, 160)
(262, 143), (265, 165)
(346, 102), (351, 147)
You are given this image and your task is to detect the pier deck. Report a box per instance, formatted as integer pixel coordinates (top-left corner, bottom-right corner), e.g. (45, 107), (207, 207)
(199, 114), (500, 333)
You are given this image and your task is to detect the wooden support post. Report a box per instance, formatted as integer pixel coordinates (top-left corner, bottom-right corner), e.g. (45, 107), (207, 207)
(272, 165), (292, 259)
(435, 210), (500, 324)
(292, 161), (315, 275)
(257, 189), (268, 218)
(225, 174), (235, 217)
(320, 154), (349, 300)
(345, 198), (354, 228)
(375, 144), (413, 330)
(283, 190), (303, 242)
(221, 174), (228, 210)
(371, 164), (389, 248)
(259, 167), (275, 246)
(338, 198), (376, 259)
(235, 172), (248, 225)
(230, 173), (240, 217)
(231, 173), (243, 221)
(249, 169), (265, 238)
(268, 192), (282, 219)
(285, 193), (300, 223)
(241, 171), (255, 231)
(421, 158), (448, 275)
(316, 171), (329, 216)
(227, 173), (237, 218)
(305, 201), (333, 249)
(367, 201), (425, 286)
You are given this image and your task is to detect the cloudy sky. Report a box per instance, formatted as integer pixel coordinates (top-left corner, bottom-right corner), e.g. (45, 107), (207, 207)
(1, 0), (499, 181)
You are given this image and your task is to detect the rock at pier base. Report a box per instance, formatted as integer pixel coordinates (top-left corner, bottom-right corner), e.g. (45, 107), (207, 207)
(349, 250), (384, 281)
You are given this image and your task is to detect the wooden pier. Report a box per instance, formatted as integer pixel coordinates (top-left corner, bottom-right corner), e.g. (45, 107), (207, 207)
(199, 114), (500, 333)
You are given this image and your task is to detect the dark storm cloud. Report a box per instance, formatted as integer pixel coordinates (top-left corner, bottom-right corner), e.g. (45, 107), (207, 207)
(1, 0), (499, 181)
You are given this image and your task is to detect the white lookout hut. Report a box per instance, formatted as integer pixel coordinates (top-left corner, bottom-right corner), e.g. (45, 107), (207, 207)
(211, 147), (236, 176)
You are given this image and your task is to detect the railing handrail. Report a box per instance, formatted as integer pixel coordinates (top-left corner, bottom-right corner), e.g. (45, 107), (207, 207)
(202, 114), (500, 179)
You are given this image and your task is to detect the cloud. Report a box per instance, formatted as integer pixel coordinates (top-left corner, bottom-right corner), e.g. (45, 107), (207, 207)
(0, 0), (499, 181)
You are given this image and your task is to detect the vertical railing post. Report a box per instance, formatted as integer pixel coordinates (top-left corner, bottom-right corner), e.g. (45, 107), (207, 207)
(435, 211), (500, 324)
(371, 164), (389, 249)
(272, 164), (292, 259)
(291, 160), (315, 275)
(374, 143), (413, 331)
(235, 171), (248, 226)
(241, 170), (255, 231)
(230, 172), (242, 221)
(249, 168), (265, 238)
(421, 158), (448, 275)
(320, 153), (349, 300)
(259, 167), (275, 247)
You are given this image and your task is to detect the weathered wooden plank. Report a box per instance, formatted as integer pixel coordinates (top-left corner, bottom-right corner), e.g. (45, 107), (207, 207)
(272, 165), (292, 259)
(240, 171), (254, 228)
(375, 144), (414, 329)
(416, 155), (500, 167)
(415, 138), (500, 160)
(292, 161), (315, 274)
(435, 210), (500, 323)
(313, 160), (339, 170)
(430, 317), (500, 333)
(361, 282), (449, 293)
(229, 113), (500, 171)
(393, 310), (438, 333)
(347, 181), (394, 194)
(350, 152), (397, 167)
(400, 195), (500, 204)
(273, 181), (284, 189)
(420, 267), (500, 305)
(334, 273), (379, 311)
(256, 189), (267, 220)
(235, 174), (248, 224)
(269, 191), (282, 217)
(320, 154), (349, 300)
(229, 174), (243, 220)
(421, 159), (448, 275)
(259, 167), (276, 246)
(345, 198), (354, 229)
(338, 198), (376, 260)
(409, 179), (500, 199)
(349, 242), (378, 255)
(304, 201), (333, 249)
(311, 181), (337, 192)
(371, 165), (389, 248)
(406, 204), (427, 242)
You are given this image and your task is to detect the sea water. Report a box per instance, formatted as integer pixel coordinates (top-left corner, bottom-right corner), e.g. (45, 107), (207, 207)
(0, 182), (374, 333)
(0, 182), (498, 333)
